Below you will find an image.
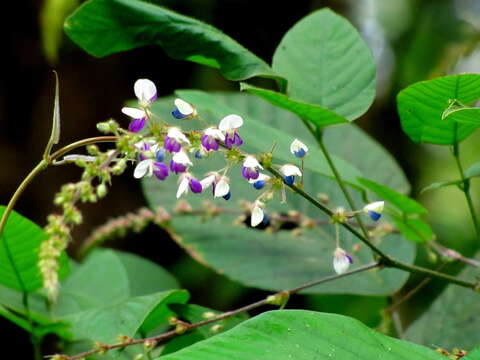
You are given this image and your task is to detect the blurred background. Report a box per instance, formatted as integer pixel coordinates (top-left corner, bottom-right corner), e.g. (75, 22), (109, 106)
(3, 0), (480, 356)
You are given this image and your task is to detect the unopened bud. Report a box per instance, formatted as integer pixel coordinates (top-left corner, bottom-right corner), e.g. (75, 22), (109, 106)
(97, 183), (108, 198)
(96, 122), (111, 133)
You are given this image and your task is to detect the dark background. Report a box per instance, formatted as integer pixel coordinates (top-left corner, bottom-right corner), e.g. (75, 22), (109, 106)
(2, 0), (480, 357)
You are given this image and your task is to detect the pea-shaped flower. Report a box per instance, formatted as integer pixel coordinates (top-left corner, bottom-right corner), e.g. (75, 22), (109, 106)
(121, 79), (157, 132)
(279, 164), (302, 185)
(172, 98), (197, 119)
(164, 127), (191, 153)
(249, 173), (270, 190)
(201, 173), (231, 200)
(363, 201), (384, 221)
(170, 151), (193, 174)
(251, 201), (266, 227)
(242, 156), (263, 180)
(201, 128), (225, 151)
(134, 159), (169, 181)
(333, 247), (353, 274)
(219, 114), (244, 148)
(290, 139), (308, 158)
(176, 173), (203, 198)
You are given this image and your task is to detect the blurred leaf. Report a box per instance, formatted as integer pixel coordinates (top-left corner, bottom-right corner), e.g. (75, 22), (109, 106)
(465, 346), (480, 359)
(63, 290), (189, 344)
(397, 74), (480, 145)
(64, 0), (284, 86)
(465, 162), (480, 178)
(421, 161), (480, 193)
(240, 83), (348, 128)
(0, 206), (68, 292)
(404, 253), (480, 349)
(157, 310), (443, 360)
(358, 178), (427, 215)
(54, 248), (178, 316)
(40, 0), (79, 63)
(143, 92), (414, 296)
(272, 8), (376, 120)
(392, 217), (434, 243)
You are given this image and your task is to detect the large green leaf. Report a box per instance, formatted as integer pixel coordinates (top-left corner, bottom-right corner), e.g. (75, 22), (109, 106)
(272, 8), (376, 120)
(0, 206), (68, 292)
(64, 0), (284, 85)
(157, 310), (443, 360)
(143, 92), (413, 295)
(54, 248), (178, 316)
(397, 74), (480, 145)
(240, 83), (348, 128)
(405, 253), (480, 349)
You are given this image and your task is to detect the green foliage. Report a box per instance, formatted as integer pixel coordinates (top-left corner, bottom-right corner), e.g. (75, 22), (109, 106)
(397, 74), (480, 145)
(64, 0), (284, 85)
(157, 310), (443, 360)
(272, 8), (376, 120)
(421, 161), (480, 193)
(0, 206), (68, 292)
(404, 253), (480, 349)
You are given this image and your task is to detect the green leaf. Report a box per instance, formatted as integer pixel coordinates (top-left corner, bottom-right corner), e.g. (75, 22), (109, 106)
(157, 310), (443, 360)
(465, 161), (480, 178)
(405, 253), (480, 349)
(63, 290), (189, 344)
(0, 206), (68, 292)
(240, 83), (348, 128)
(143, 92), (414, 296)
(420, 161), (480, 193)
(358, 178), (427, 215)
(392, 217), (434, 243)
(443, 107), (480, 125)
(54, 248), (178, 316)
(64, 0), (284, 85)
(465, 346), (480, 359)
(272, 8), (376, 120)
(397, 74), (480, 145)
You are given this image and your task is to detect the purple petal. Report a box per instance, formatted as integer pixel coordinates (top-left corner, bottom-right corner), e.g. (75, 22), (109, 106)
(189, 178), (203, 193)
(128, 117), (147, 132)
(170, 160), (187, 174)
(233, 132), (243, 146)
(345, 253), (354, 264)
(153, 162), (169, 180)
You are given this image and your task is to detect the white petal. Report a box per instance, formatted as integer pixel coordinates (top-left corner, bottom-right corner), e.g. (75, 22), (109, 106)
(176, 176), (190, 198)
(290, 139), (308, 154)
(204, 127), (226, 141)
(280, 164), (302, 177)
(218, 114), (243, 131)
(251, 205), (265, 227)
(174, 98), (195, 115)
(168, 127), (191, 144)
(243, 156), (263, 169)
(248, 173), (270, 184)
(200, 174), (216, 189)
(363, 201), (384, 213)
(134, 79), (157, 102)
(214, 179), (230, 197)
(172, 151), (193, 166)
(134, 160), (153, 179)
(122, 107), (146, 119)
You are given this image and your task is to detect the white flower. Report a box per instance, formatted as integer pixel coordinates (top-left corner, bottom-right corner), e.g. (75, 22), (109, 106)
(248, 173), (270, 184)
(172, 151), (193, 166)
(243, 156), (263, 170)
(176, 174), (190, 198)
(290, 139), (308, 158)
(280, 164), (302, 177)
(121, 107), (147, 119)
(363, 201), (385, 221)
(333, 248), (353, 274)
(214, 177), (230, 198)
(172, 98), (197, 119)
(134, 79), (157, 106)
(219, 114), (243, 132)
(167, 127), (191, 145)
(251, 201), (265, 227)
(200, 174), (217, 189)
(204, 127), (226, 141)
(134, 159), (155, 179)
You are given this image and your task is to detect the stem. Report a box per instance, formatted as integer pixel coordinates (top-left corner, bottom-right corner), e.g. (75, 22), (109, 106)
(58, 262), (380, 360)
(452, 138), (480, 238)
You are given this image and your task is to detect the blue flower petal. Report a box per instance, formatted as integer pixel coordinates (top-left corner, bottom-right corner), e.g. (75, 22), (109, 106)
(368, 211), (381, 221)
(253, 180), (266, 190)
(283, 175), (295, 185)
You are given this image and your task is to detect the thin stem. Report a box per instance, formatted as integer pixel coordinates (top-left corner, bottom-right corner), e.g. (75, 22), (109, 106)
(452, 139), (480, 238)
(57, 262), (380, 360)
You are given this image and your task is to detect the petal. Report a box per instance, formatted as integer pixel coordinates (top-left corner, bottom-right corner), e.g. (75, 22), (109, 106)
(200, 174), (216, 189)
(168, 127), (191, 144)
(219, 114), (243, 131)
(280, 164), (302, 177)
(134, 160), (152, 179)
(172, 151), (193, 166)
(290, 139), (308, 154)
(251, 205), (265, 227)
(214, 179), (230, 197)
(128, 118), (147, 132)
(248, 173), (270, 184)
(176, 176), (190, 198)
(363, 201), (385, 213)
(122, 107), (146, 119)
(134, 79), (157, 102)
(243, 156), (262, 169)
(204, 127), (226, 141)
(174, 98), (195, 115)
(333, 248), (350, 274)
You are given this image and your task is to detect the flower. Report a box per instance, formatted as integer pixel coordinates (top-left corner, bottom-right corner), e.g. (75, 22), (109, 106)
(219, 114), (243, 148)
(251, 201), (266, 227)
(134, 139), (159, 161)
(201, 128), (225, 151)
(280, 164), (302, 185)
(121, 79), (157, 132)
(200, 173), (231, 200)
(176, 173), (203, 198)
(249, 173), (270, 190)
(164, 127), (190, 153)
(333, 247), (353, 274)
(363, 201), (384, 221)
(242, 156), (263, 180)
(290, 139), (308, 158)
(170, 151), (192, 174)
(134, 159), (169, 180)
(172, 98), (197, 119)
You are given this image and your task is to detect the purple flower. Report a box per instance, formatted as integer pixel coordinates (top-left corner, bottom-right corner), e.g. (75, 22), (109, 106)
(242, 156), (263, 180)
(219, 114), (244, 149)
(153, 162), (169, 180)
(170, 151), (192, 174)
(121, 79), (157, 132)
(189, 177), (203, 193)
(164, 127), (190, 153)
(177, 174), (203, 198)
(201, 128), (225, 151)
(134, 159), (168, 181)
